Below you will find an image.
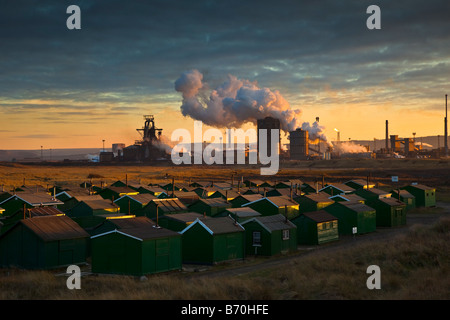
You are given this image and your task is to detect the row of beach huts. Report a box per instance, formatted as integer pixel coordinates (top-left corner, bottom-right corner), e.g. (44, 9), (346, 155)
(0, 177), (436, 276)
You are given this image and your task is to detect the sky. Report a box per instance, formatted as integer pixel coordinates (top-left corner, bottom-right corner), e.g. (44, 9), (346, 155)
(0, 0), (449, 150)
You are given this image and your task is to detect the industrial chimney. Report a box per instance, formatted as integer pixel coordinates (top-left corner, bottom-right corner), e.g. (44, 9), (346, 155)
(385, 120), (389, 153)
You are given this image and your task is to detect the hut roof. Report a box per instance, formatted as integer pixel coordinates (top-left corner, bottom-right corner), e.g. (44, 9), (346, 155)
(29, 207), (65, 217)
(243, 214), (296, 232)
(20, 215), (89, 241)
(81, 199), (119, 210)
(301, 192), (334, 203)
(301, 210), (338, 223)
(406, 184), (435, 191)
(109, 216), (155, 229)
(162, 212), (206, 223)
(92, 225), (179, 241)
(225, 207), (261, 218)
(99, 186), (138, 194)
(344, 179), (375, 188)
(329, 194), (365, 202)
(243, 195), (298, 208)
(377, 198), (406, 207)
(233, 194), (264, 202)
(339, 202), (375, 213)
(181, 216), (244, 235)
(1, 193), (64, 206)
(391, 189), (415, 198)
(193, 198), (230, 207)
(150, 198), (187, 212)
(321, 183), (355, 193)
(115, 193), (157, 204)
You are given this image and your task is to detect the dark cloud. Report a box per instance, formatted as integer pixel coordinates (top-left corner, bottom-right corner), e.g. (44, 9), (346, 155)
(0, 0), (449, 106)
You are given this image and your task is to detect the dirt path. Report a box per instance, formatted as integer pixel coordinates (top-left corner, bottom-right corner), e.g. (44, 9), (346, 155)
(182, 202), (450, 279)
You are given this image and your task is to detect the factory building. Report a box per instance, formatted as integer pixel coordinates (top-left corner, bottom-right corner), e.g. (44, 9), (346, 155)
(122, 115), (168, 162)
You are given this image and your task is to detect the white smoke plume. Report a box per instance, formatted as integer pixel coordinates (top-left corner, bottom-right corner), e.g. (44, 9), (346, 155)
(174, 70), (306, 134)
(333, 141), (368, 153)
(154, 135), (176, 154)
(301, 121), (329, 145)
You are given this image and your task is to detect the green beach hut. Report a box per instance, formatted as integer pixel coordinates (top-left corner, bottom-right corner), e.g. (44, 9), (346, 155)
(390, 189), (415, 211)
(139, 198), (188, 219)
(90, 225), (182, 276)
(291, 210), (339, 245)
(366, 197), (407, 227)
(180, 216), (245, 265)
(402, 184), (436, 207)
(224, 207), (262, 223)
(157, 212), (205, 232)
(114, 193), (157, 214)
(0, 215), (89, 269)
(294, 193), (334, 213)
(242, 196), (299, 219)
(324, 202), (376, 235)
(241, 214), (297, 256)
(188, 198), (232, 217)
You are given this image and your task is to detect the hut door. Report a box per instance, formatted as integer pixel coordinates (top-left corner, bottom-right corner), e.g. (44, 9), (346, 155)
(59, 240), (74, 265)
(155, 239), (170, 271)
(226, 235), (237, 260)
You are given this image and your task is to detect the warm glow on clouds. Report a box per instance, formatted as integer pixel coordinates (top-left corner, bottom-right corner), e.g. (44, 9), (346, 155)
(0, 1), (449, 150)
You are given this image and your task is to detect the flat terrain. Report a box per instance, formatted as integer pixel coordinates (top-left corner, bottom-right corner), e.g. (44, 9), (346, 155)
(0, 158), (448, 300)
(1, 158), (449, 189)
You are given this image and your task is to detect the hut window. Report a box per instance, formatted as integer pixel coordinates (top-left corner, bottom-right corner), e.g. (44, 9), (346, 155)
(282, 230), (290, 240)
(252, 232), (261, 246)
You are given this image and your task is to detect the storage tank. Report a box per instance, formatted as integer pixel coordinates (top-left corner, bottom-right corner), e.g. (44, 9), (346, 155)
(289, 128), (309, 160)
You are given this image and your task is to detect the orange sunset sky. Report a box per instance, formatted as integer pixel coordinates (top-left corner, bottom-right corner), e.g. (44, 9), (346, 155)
(1, 1), (448, 151)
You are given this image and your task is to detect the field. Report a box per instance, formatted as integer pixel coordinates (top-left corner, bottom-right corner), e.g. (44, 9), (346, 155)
(1, 157), (450, 189)
(0, 158), (449, 301)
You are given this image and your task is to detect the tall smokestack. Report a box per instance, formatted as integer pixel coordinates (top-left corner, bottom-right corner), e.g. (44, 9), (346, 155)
(445, 94), (448, 157)
(385, 120), (389, 152)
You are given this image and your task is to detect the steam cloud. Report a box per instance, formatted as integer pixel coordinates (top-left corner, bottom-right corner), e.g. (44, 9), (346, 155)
(334, 141), (368, 153)
(175, 70), (311, 135)
(301, 121), (329, 145)
(172, 70), (381, 154)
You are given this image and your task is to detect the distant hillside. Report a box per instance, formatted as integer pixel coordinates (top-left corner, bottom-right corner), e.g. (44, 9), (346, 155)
(0, 148), (105, 162)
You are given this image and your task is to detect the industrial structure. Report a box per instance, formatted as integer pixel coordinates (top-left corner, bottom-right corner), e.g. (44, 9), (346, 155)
(98, 94), (449, 164)
(117, 115), (168, 162)
(289, 128), (309, 160)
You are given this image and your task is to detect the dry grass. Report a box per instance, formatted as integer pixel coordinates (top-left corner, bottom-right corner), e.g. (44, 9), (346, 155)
(1, 217), (448, 300)
(0, 158), (449, 190)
